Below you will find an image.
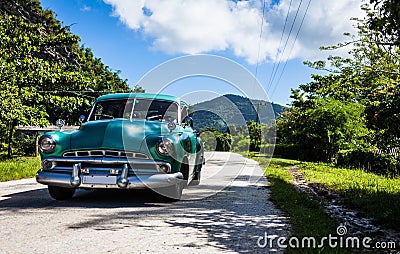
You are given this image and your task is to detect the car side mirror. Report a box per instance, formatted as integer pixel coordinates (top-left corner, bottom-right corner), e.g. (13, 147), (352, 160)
(183, 116), (193, 128)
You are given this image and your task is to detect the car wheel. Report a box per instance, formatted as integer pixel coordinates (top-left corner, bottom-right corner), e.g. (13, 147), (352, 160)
(180, 160), (189, 187)
(191, 170), (201, 185)
(48, 186), (76, 200)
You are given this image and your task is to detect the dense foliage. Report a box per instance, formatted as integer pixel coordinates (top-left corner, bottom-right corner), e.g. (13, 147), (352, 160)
(367, 0), (400, 46)
(276, 1), (400, 174)
(0, 0), (142, 157)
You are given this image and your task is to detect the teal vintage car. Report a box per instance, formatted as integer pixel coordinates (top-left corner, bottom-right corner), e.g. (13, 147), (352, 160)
(36, 93), (204, 200)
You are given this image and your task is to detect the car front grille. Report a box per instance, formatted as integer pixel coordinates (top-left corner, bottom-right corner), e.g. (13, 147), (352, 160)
(63, 150), (149, 159)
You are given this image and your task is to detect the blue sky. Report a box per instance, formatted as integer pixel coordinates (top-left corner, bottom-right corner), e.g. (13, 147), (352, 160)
(40, 0), (365, 106)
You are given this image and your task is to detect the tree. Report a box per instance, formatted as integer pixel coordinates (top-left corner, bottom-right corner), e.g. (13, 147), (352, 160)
(300, 5), (400, 150)
(278, 97), (369, 162)
(367, 0), (400, 46)
(0, 1), (144, 156)
(247, 121), (261, 152)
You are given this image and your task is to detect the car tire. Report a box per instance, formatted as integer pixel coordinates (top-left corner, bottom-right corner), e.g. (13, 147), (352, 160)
(180, 160), (189, 187)
(191, 170), (201, 185)
(48, 186), (76, 200)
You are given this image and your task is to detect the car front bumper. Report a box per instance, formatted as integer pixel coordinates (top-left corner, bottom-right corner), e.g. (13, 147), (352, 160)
(36, 157), (183, 189)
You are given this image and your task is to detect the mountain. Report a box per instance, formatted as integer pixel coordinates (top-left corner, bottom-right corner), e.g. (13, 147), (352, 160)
(192, 94), (286, 131)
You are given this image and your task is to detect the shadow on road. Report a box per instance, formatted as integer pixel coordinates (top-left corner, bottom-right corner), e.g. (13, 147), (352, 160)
(0, 188), (173, 209)
(0, 153), (289, 253)
(0, 184), (287, 253)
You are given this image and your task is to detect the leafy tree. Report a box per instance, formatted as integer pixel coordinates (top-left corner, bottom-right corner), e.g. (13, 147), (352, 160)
(367, 0), (400, 46)
(200, 128), (232, 152)
(247, 120), (261, 152)
(0, 0), (144, 157)
(278, 97), (370, 162)
(297, 3), (400, 151)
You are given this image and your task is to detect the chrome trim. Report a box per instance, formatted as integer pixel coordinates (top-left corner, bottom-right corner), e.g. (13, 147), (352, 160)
(36, 170), (183, 189)
(39, 135), (56, 154)
(63, 150), (148, 159)
(117, 164), (129, 188)
(43, 157), (163, 166)
(70, 163), (81, 187)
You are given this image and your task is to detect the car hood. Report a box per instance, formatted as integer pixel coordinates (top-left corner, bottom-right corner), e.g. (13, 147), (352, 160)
(70, 119), (172, 152)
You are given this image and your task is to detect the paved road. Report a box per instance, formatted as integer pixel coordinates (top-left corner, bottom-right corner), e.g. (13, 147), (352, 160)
(0, 152), (289, 253)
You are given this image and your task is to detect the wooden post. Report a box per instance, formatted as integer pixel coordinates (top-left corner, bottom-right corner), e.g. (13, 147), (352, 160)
(35, 131), (39, 157)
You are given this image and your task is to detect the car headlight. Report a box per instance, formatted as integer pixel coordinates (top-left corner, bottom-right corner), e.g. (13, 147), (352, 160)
(157, 138), (174, 156)
(39, 135), (56, 153)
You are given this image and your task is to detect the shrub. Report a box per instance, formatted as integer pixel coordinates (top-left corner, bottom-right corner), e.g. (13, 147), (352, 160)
(273, 143), (325, 162)
(337, 149), (400, 177)
(235, 138), (250, 152)
(13, 132), (37, 156)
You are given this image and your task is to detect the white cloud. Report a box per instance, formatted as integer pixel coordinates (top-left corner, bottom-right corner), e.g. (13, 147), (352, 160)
(103, 0), (366, 64)
(80, 5), (92, 12)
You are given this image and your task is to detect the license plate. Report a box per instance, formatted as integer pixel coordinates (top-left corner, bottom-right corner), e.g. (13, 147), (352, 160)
(82, 175), (117, 185)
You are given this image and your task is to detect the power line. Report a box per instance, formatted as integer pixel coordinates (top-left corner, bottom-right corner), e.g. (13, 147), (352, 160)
(267, 0), (304, 92)
(266, 0), (293, 92)
(254, 0), (267, 79)
(271, 0), (312, 96)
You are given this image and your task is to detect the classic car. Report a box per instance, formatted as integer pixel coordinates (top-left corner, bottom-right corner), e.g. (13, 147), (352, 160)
(36, 93), (204, 200)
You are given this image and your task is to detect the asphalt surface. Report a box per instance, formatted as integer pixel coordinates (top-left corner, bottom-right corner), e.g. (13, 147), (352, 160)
(0, 152), (290, 253)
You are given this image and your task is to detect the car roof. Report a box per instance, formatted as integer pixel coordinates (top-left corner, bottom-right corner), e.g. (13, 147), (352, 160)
(95, 93), (185, 104)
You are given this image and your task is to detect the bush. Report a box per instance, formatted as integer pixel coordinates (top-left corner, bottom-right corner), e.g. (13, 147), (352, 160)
(235, 138), (250, 152)
(273, 144), (325, 162)
(13, 132), (37, 156)
(337, 149), (400, 177)
(200, 129), (232, 152)
(0, 142), (7, 153)
(260, 144), (275, 156)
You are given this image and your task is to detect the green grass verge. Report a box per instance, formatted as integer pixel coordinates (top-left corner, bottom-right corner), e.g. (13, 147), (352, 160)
(0, 156), (40, 181)
(257, 157), (354, 253)
(256, 156), (400, 252)
(299, 162), (400, 231)
(263, 158), (336, 235)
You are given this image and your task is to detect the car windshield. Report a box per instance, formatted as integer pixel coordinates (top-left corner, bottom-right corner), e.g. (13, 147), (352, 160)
(89, 98), (178, 122)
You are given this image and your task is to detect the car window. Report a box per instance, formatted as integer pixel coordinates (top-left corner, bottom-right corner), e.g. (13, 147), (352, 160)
(89, 99), (133, 121)
(89, 98), (178, 122)
(134, 99), (178, 122)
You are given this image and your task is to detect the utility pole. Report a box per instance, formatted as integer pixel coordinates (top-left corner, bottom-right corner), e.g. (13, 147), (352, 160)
(254, 102), (266, 124)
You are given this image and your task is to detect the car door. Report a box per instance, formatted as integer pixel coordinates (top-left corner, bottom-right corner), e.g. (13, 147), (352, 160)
(180, 105), (198, 178)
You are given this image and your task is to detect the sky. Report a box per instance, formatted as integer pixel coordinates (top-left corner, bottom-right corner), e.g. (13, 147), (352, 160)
(40, 0), (367, 106)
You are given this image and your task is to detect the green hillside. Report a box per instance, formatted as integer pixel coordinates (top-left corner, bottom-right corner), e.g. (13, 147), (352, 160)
(192, 94), (285, 132)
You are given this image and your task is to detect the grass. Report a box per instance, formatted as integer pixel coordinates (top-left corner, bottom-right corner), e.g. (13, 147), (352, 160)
(256, 156), (400, 252)
(259, 158), (339, 238)
(299, 161), (400, 231)
(0, 156), (41, 181)
(257, 157), (362, 253)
